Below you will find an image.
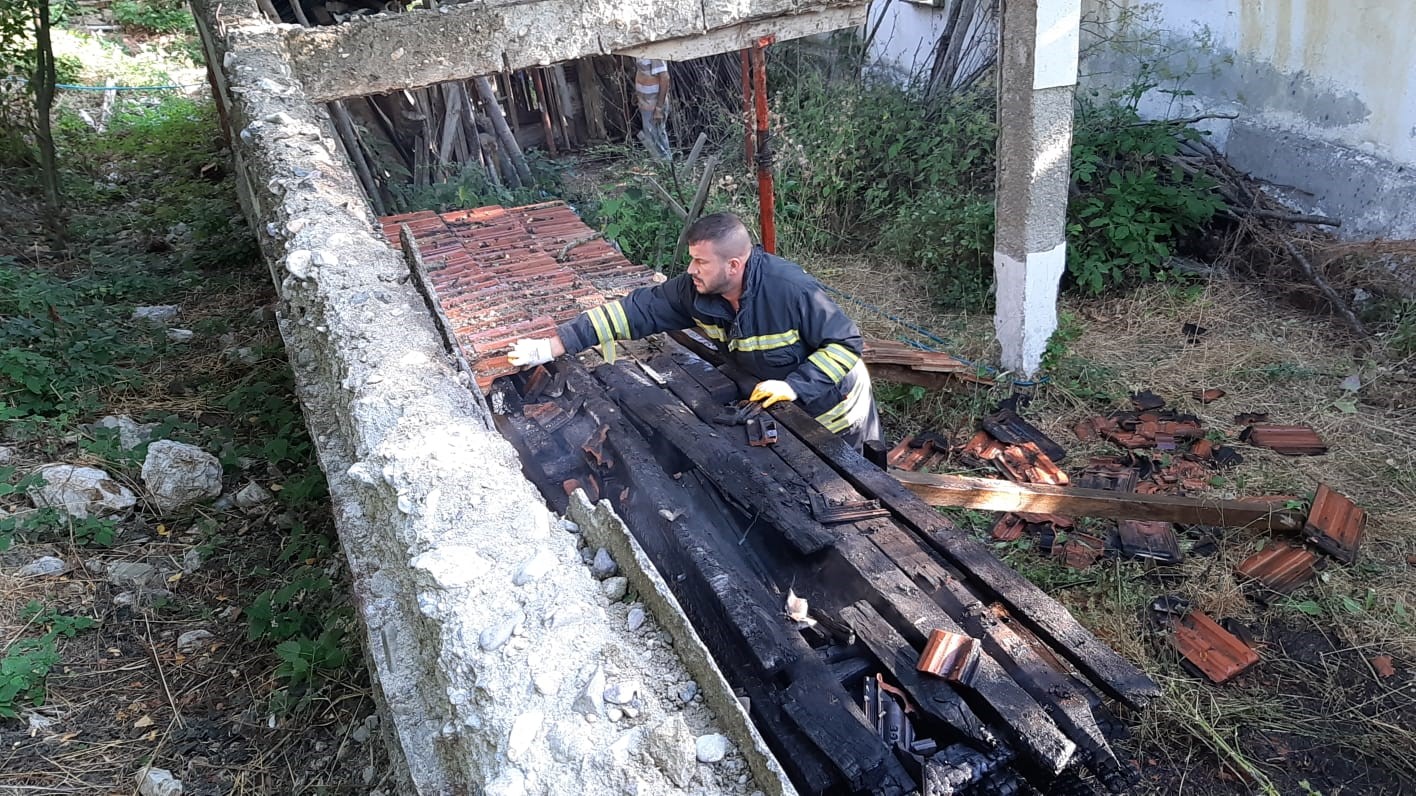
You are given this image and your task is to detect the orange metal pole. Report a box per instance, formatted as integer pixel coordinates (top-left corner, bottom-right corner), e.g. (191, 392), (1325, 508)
(751, 37), (776, 254)
(740, 49), (755, 168)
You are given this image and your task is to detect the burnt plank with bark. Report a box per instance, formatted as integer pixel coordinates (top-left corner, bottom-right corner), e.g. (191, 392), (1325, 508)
(595, 361), (837, 555)
(668, 330), (1159, 709)
(839, 601), (998, 752)
(892, 470), (1305, 532)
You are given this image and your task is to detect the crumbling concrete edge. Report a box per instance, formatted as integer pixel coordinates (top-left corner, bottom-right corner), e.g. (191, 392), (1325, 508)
(567, 491), (799, 796)
(191, 1), (786, 793)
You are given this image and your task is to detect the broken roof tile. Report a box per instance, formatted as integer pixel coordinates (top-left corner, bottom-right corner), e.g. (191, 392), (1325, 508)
(1053, 532), (1106, 569)
(1304, 484), (1366, 564)
(917, 628), (981, 684)
(1241, 424), (1329, 456)
(1117, 520), (1183, 564)
(1193, 388), (1226, 404)
(1235, 544), (1320, 598)
(1168, 609), (1260, 683)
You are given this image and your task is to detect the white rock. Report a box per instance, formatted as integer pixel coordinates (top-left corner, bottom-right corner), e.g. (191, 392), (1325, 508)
(646, 716), (697, 788)
(678, 682), (699, 703)
(573, 665), (606, 716)
(603, 681), (639, 705)
(532, 669), (561, 696)
(591, 548), (617, 579)
(234, 481), (274, 509)
(602, 576), (629, 602)
(29, 464), (136, 519)
(166, 329), (194, 343)
(141, 441), (223, 513)
(696, 733), (730, 763)
(506, 710), (542, 762)
(107, 562), (160, 589)
(626, 605), (646, 632)
(181, 549), (203, 574)
(27, 712), (56, 733)
(512, 548), (557, 586)
(561, 519), (580, 533)
(606, 707), (623, 722)
(479, 614), (521, 652)
(132, 306), (179, 325)
(19, 556), (69, 578)
(0, 445), (14, 464)
(176, 629), (214, 653)
(92, 415), (159, 450)
(135, 765), (184, 796)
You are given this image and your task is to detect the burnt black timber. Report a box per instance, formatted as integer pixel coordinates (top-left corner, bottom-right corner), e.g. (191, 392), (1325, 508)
(594, 361), (837, 555)
(891, 469), (1306, 532)
(780, 677), (917, 796)
(865, 522), (1127, 790)
(824, 532), (1076, 774)
(839, 601), (997, 753)
(561, 363), (841, 792)
(667, 329), (1159, 710)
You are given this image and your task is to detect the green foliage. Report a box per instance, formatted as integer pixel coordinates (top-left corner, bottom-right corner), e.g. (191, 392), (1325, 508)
(771, 68), (996, 258)
(1066, 100), (1225, 293)
(595, 185), (681, 271)
(61, 96), (255, 268)
(110, 0), (194, 35)
(0, 256), (176, 418)
(0, 637), (57, 719)
(247, 562), (353, 711)
(390, 155), (563, 215)
(879, 191), (995, 309)
(1, 602), (97, 720)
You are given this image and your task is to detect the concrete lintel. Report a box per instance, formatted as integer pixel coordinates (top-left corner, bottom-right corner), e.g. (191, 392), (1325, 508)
(618, 6), (868, 62)
(282, 0), (867, 102)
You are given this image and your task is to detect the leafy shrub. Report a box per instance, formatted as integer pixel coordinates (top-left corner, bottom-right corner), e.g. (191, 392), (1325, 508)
(110, 0), (194, 35)
(595, 185), (681, 271)
(1066, 100), (1225, 293)
(879, 190), (995, 309)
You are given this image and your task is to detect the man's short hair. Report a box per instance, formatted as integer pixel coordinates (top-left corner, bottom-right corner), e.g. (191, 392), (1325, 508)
(685, 212), (750, 252)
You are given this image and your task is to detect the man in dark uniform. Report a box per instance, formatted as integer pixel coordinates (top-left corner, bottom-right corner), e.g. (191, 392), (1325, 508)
(509, 212), (881, 447)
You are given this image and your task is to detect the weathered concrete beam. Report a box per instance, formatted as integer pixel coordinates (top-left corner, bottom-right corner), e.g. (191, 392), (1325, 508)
(189, 0), (791, 793)
(281, 0), (867, 102)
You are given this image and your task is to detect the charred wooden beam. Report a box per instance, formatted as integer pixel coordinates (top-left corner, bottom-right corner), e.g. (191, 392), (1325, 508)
(667, 330), (1160, 710)
(891, 469), (1306, 532)
(594, 360), (837, 555)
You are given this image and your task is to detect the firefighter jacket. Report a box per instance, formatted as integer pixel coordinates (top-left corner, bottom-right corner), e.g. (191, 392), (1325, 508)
(557, 246), (876, 437)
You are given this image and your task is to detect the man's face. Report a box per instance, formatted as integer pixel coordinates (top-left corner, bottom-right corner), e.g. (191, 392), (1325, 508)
(686, 241), (743, 296)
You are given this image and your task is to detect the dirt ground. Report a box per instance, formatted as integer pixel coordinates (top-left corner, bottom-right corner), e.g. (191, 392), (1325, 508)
(819, 253), (1416, 795)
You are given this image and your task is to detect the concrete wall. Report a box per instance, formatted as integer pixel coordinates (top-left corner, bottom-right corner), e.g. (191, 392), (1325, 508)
(1079, 0), (1416, 239)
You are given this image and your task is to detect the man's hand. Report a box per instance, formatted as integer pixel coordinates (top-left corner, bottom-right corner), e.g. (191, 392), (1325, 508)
(508, 338), (555, 368)
(750, 380), (797, 408)
(652, 107), (664, 122)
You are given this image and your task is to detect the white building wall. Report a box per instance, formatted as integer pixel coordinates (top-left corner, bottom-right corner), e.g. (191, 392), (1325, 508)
(866, 0), (950, 83)
(1080, 0), (1416, 238)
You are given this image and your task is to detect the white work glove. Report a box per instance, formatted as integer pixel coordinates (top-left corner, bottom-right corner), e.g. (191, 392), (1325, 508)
(508, 338), (555, 369)
(750, 380), (797, 408)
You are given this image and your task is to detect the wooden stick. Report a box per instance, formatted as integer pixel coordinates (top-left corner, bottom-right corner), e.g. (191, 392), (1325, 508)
(642, 175), (688, 220)
(1234, 207), (1341, 227)
(673, 154), (719, 265)
(890, 469), (1306, 531)
(474, 75), (534, 185)
(1279, 237), (1368, 336)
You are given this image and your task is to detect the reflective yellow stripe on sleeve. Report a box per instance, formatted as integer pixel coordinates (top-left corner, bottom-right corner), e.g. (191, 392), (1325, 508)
(822, 343), (860, 372)
(587, 305), (618, 364)
(694, 320), (726, 341)
(606, 301), (631, 340)
(728, 329), (800, 352)
(814, 396), (853, 433)
(808, 350), (847, 383)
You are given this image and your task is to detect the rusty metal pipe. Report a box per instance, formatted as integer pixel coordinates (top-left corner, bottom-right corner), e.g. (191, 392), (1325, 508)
(751, 38), (775, 253)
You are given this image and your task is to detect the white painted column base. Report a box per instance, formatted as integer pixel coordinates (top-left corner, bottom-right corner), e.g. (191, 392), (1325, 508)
(994, 241), (1067, 379)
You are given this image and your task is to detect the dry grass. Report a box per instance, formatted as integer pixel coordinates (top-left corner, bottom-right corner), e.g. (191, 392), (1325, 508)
(808, 253), (1416, 793)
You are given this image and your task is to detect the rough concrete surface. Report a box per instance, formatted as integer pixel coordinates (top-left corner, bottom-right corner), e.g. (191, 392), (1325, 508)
(283, 0), (866, 101)
(190, 0), (780, 792)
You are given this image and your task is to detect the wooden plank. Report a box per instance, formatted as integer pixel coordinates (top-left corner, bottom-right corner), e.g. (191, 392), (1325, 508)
(839, 601), (998, 752)
(595, 360), (837, 555)
(666, 330), (1160, 710)
(865, 521), (1128, 789)
(780, 678), (917, 796)
(891, 469), (1306, 532)
(821, 533), (1076, 774)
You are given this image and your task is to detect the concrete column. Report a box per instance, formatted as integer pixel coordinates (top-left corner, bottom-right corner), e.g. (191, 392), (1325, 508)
(993, 0), (1080, 378)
